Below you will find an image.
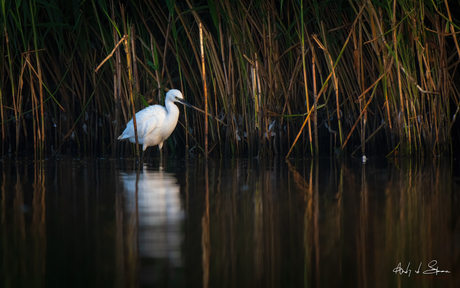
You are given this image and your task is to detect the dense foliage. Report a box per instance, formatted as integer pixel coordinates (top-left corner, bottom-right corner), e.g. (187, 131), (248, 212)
(1, 0), (460, 158)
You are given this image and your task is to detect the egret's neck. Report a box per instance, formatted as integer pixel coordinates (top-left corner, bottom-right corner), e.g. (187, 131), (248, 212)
(165, 102), (180, 119)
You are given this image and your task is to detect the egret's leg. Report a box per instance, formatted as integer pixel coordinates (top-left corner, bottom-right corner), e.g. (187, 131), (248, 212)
(159, 142), (164, 169)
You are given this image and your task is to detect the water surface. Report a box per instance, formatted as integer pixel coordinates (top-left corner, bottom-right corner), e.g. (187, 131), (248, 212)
(1, 157), (459, 287)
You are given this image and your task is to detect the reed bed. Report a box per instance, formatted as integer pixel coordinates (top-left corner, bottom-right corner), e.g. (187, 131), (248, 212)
(1, 0), (460, 158)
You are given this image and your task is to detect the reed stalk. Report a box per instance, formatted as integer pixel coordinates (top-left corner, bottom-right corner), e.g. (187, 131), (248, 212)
(121, 6), (139, 158)
(200, 23), (208, 157)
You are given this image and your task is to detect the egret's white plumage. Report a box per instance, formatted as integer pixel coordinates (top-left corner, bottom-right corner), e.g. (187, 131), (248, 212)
(117, 89), (191, 153)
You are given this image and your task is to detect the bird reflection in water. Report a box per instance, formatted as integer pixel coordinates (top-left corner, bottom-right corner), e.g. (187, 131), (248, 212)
(121, 164), (183, 284)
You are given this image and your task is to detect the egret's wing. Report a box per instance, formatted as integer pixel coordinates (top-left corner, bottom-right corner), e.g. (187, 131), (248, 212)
(118, 105), (166, 140)
(134, 105), (167, 138)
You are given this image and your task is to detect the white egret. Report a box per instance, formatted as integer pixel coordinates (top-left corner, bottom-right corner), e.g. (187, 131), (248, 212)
(117, 89), (192, 158)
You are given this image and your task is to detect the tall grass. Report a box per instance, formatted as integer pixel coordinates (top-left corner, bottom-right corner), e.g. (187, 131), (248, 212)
(1, 0), (460, 158)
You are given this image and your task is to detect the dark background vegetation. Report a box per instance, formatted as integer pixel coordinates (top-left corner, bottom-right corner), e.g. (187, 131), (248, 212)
(1, 0), (460, 158)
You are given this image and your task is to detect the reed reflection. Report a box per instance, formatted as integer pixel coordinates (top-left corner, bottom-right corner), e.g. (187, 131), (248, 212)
(1, 161), (47, 288)
(183, 158), (305, 288)
(183, 158), (460, 288)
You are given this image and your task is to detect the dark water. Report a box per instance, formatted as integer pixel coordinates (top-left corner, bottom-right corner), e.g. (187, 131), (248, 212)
(1, 157), (459, 288)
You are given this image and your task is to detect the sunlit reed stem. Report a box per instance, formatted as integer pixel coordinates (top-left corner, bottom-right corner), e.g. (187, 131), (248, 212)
(313, 55), (318, 156)
(122, 7), (139, 158)
(131, 26), (140, 108)
(111, 0), (120, 157)
(200, 23), (208, 157)
(256, 53), (262, 143)
(301, 0), (312, 156)
(394, 0), (405, 155)
(37, 51), (45, 158)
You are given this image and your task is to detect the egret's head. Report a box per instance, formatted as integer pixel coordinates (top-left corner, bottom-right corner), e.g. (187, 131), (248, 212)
(167, 89), (183, 101)
(167, 89), (193, 108)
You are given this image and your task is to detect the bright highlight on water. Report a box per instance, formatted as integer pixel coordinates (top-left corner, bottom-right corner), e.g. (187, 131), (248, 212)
(117, 89), (193, 156)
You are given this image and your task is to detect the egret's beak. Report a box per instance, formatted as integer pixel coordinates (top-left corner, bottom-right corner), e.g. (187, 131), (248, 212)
(177, 98), (194, 109)
(177, 98), (227, 126)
